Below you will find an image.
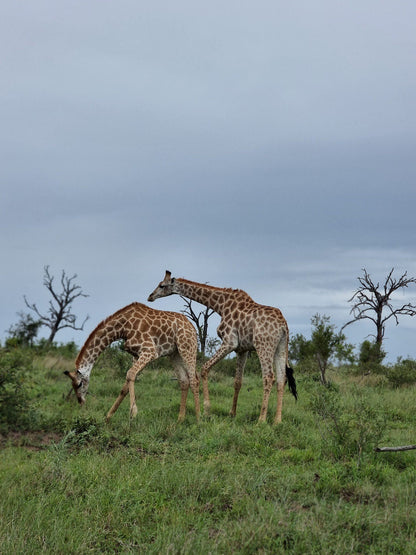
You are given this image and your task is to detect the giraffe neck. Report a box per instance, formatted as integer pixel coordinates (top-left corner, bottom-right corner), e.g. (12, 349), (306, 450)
(174, 278), (235, 315)
(75, 317), (126, 378)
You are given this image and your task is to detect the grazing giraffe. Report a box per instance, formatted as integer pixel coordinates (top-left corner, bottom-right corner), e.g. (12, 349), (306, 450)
(64, 302), (200, 422)
(148, 271), (297, 424)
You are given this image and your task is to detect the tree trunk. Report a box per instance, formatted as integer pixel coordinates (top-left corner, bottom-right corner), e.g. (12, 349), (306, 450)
(316, 353), (327, 385)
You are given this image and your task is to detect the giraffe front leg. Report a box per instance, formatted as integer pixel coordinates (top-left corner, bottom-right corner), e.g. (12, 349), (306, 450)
(128, 375), (138, 419)
(106, 381), (130, 422)
(107, 351), (156, 422)
(127, 354), (156, 419)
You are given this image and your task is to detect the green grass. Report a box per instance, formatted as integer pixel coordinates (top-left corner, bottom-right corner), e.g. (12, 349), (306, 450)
(1, 353), (416, 554)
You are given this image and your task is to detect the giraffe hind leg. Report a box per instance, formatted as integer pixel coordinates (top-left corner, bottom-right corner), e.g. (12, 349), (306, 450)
(175, 337), (200, 422)
(170, 352), (191, 422)
(230, 351), (248, 417)
(273, 339), (288, 424)
(256, 348), (275, 423)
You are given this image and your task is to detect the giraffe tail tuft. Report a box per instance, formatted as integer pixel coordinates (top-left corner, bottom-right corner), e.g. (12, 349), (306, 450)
(286, 366), (298, 401)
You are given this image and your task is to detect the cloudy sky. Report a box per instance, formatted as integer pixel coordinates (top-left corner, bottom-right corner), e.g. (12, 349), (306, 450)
(1, 1), (415, 361)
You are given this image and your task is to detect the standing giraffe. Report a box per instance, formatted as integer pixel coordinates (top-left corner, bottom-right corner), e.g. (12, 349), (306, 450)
(64, 302), (200, 422)
(148, 271), (297, 424)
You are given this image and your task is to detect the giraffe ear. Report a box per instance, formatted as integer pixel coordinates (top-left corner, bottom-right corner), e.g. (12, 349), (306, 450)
(164, 270), (172, 281)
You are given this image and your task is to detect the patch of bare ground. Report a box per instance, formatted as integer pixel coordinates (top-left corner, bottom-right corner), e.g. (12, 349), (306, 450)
(0, 431), (63, 451)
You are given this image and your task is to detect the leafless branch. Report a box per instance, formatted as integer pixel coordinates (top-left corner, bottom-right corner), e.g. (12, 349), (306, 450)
(342, 268), (416, 348)
(375, 445), (416, 452)
(24, 266), (89, 343)
(180, 296), (214, 356)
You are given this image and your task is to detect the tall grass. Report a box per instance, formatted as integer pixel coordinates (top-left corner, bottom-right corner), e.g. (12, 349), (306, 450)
(1, 350), (416, 553)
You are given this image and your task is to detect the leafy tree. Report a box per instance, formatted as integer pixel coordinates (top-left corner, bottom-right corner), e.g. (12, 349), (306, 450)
(290, 314), (355, 385)
(358, 340), (385, 369)
(24, 266), (89, 344)
(289, 332), (314, 366)
(342, 268), (416, 350)
(6, 312), (42, 347)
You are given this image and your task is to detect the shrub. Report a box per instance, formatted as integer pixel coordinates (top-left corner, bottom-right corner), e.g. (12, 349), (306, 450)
(64, 415), (101, 447)
(94, 342), (134, 377)
(309, 384), (385, 467)
(34, 339), (79, 359)
(385, 358), (416, 388)
(0, 348), (34, 429)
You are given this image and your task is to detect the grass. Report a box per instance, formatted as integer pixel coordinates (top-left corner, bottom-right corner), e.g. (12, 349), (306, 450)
(1, 352), (416, 553)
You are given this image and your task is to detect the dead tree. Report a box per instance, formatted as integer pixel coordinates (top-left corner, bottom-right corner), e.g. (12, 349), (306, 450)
(180, 297), (214, 356)
(375, 445), (416, 453)
(342, 268), (416, 349)
(24, 266), (89, 343)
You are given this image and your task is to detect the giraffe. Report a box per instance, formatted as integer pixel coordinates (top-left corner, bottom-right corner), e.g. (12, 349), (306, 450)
(148, 271), (297, 424)
(64, 302), (200, 422)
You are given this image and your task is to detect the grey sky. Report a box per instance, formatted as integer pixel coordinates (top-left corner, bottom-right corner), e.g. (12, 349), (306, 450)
(1, 1), (415, 361)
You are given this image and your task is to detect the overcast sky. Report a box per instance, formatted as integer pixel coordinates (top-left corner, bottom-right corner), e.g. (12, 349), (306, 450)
(1, 1), (415, 362)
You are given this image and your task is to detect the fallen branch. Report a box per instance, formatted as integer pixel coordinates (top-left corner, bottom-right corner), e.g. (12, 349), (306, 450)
(375, 445), (416, 453)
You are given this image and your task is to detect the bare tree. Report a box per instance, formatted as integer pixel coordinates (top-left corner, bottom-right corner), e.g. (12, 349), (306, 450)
(342, 268), (416, 349)
(24, 266), (89, 343)
(181, 297), (215, 356)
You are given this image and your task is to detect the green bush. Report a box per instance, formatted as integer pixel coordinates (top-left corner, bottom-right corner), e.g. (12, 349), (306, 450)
(34, 339), (79, 359)
(94, 342), (134, 377)
(309, 384), (385, 466)
(0, 348), (34, 429)
(385, 358), (416, 388)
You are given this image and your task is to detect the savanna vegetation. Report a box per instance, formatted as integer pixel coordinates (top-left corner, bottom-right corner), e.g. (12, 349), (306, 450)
(2, 265), (415, 552)
(1, 338), (416, 554)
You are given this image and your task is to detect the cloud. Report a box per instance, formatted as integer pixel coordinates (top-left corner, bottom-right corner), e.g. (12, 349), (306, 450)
(1, 1), (415, 363)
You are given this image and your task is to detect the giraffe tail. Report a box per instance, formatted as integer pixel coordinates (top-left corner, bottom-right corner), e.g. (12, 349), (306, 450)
(286, 366), (298, 401)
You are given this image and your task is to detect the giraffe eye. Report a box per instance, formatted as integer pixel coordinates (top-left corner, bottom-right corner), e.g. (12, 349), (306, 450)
(159, 283), (165, 288)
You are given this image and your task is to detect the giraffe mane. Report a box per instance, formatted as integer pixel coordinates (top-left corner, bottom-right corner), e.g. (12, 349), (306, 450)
(76, 302), (148, 365)
(177, 278), (253, 299)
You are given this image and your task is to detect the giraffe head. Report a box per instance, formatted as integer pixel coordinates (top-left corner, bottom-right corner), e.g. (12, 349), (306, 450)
(148, 270), (176, 302)
(63, 370), (89, 405)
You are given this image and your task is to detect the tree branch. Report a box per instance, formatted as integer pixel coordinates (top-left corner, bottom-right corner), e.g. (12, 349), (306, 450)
(375, 445), (416, 452)
(24, 266), (89, 343)
(343, 268), (416, 349)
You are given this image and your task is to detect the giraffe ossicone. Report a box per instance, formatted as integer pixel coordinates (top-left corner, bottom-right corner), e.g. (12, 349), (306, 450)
(64, 302), (200, 422)
(148, 270), (297, 424)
